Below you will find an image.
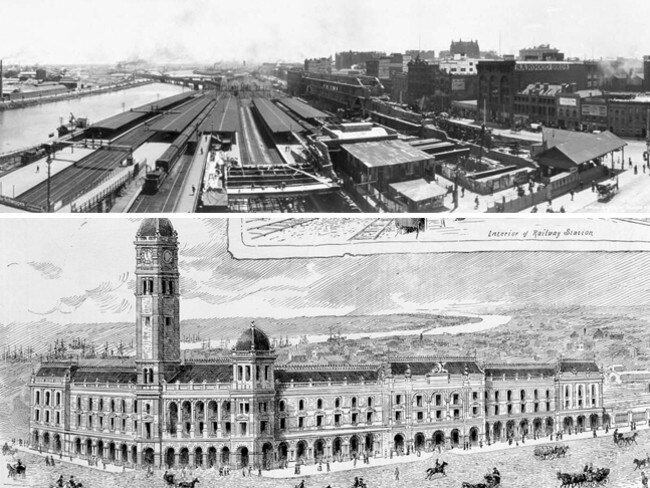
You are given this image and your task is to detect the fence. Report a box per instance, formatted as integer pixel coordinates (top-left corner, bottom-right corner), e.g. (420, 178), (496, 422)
(488, 165), (607, 213)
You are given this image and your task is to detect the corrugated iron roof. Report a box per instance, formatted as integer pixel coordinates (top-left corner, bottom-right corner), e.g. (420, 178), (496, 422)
(148, 96), (213, 133)
(275, 369), (379, 383)
(167, 363), (233, 383)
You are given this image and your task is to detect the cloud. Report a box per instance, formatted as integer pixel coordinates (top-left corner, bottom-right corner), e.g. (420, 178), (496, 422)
(27, 261), (62, 280)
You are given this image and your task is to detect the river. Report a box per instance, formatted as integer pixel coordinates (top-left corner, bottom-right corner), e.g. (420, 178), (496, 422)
(0, 83), (185, 154)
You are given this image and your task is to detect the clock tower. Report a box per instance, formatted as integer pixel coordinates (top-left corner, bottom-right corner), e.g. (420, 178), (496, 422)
(134, 218), (181, 384)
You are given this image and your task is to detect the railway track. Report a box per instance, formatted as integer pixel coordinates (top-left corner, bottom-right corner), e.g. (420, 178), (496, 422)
(244, 218), (318, 239)
(129, 154), (192, 213)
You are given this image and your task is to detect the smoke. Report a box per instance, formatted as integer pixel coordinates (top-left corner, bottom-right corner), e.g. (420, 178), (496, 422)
(598, 58), (642, 79)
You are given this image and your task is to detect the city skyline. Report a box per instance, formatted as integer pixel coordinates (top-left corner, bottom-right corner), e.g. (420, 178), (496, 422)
(2, 0), (650, 65)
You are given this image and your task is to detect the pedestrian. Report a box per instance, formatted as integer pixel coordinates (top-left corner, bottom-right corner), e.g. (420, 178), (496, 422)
(560, 206), (566, 213)
(570, 190), (574, 201)
(642, 471), (648, 488)
(635, 165), (638, 175)
(474, 196), (479, 209)
(394, 467), (399, 480)
(191, 185), (196, 195)
(36, 165), (40, 173)
(591, 180), (596, 192)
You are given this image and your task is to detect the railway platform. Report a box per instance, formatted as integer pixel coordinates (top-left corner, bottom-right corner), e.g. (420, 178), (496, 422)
(175, 134), (211, 212)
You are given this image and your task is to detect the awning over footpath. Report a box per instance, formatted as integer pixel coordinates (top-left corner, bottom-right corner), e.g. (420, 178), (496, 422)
(535, 128), (626, 171)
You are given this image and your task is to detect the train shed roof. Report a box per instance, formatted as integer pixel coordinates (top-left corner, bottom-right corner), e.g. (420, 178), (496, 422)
(199, 95), (241, 133)
(276, 97), (329, 120)
(253, 97), (304, 134)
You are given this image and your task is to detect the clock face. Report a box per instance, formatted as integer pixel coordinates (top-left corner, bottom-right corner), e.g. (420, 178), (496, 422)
(162, 249), (174, 264)
(141, 248), (153, 264)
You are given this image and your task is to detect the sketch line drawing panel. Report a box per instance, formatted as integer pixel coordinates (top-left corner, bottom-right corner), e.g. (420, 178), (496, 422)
(229, 217), (650, 258)
(1, 217), (650, 488)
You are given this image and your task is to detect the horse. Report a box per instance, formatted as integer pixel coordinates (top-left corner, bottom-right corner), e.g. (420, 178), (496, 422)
(425, 461), (448, 479)
(634, 458), (650, 470)
(557, 472), (587, 487)
(7, 463), (17, 478)
(163, 471), (176, 486)
(178, 478), (199, 488)
(461, 473), (499, 488)
(588, 468), (610, 484)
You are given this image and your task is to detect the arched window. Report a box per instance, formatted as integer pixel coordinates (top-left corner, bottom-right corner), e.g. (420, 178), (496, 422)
(35, 391), (40, 405)
(56, 392), (61, 406)
(351, 397), (357, 408)
(76, 397), (81, 410)
(45, 391), (51, 406)
(111, 399), (116, 412)
(367, 397), (373, 407)
(335, 397), (341, 408)
(279, 401), (285, 412)
(298, 399), (305, 411)
(317, 399), (323, 410)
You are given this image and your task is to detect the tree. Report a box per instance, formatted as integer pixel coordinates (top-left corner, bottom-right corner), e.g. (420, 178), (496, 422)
(35, 68), (47, 81)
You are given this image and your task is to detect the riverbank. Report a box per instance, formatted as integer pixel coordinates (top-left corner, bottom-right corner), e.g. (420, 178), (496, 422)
(0, 79), (153, 112)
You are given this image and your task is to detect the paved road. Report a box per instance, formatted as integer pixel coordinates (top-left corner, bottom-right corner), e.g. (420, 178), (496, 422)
(4, 429), (650, 488)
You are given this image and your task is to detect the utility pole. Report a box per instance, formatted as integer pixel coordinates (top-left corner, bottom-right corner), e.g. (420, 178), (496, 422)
(46, 153), (52, 212)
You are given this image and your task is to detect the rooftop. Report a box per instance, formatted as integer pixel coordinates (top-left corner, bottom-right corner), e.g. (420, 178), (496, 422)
(199, 95), (240, 134)
(342, 139), (432, 168)
(276, 97), (329, 120)
(536, 128), (626, 169)
(520, 83), (564, 96)
(389, 178), (447, 202)
(252, 97), (304, 134)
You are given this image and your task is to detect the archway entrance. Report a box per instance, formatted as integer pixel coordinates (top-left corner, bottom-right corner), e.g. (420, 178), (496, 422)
(262, 443), (273, 470)
(493, 421), (502, 441)
(142, 448), (155, 466)
(43, 432), (51, 450)
(603, 414), (611, 429)
(97, 440), (104, 458)
(506, 420), (516, 438)
(450, 429), (460, 447)
(314, 439), (325, 461)
(278, 442), (288, 467)
(108, 442), (116, 461)
(333, 438), (342, 459)
(433, 431), (445, 446)
(207, 447), (217, 468)
(120, 444), (127, 463)
(53, 434), (62, 453)
(179, 447), (189, 466)
(533, 418), (542, 437)
(296, 441), (307, 462)
(589, 414), (599, 430)
(195, 447), (203, 467)
(350, 436), (359, 457)
(519, 419), (529, 437)
(577, 415), (586, 432)
(563, 417), (574, 433)
(74, 438), (82, 455)
(394, 434), (404, 453)
(545, 417), (554, 435)
(469, 427), (479, 445)
(365, 433), (374, 453)
(221, 447), (230, 466)
(414, 432), (425, 451)
(165, 448), (175, 468)
(237, 447), (249, 468)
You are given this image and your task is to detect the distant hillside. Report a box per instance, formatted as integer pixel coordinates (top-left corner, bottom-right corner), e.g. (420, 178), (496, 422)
(0, 313), (479, 354)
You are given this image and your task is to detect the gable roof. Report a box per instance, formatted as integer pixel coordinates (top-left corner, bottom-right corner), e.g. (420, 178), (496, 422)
(536, 129), (626, 169)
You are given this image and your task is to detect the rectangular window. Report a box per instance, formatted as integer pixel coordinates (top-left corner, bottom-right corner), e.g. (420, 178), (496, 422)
(367, 412), (373, 423)
(145, 422), (152, 439)
(225, 422), (231, 435)
(472, 406), (478, 416)
(110, 418), (115, 430)
(316, 415), (323, 427)
(334, 414), (341, 426)
(298, 417), (304, 428)
(453, 409), (460, 419)
(417, 411), (424, 421)
(280, 418), (286, 430)
(416, 395), (423, 407)
(240, 422), (247, 435)
(507, 404), (513, 414)
(122, 419), (126, 431)
(472, 392), (478, 401)
(494, 406), (499, 415)
(260, 421), (267, 434)
(351, 413), (358, 425)
(396, 395), (402, 405)
(395, 411), (402, 422)
(165, 317), (172, 327)
(77, 414), (81, 426)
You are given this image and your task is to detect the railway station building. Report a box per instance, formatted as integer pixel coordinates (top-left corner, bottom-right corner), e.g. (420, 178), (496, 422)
(29, 219), (605, 471)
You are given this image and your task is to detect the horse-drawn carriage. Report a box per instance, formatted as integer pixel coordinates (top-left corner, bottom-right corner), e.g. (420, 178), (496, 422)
(534, 444), (569, 460)
(461, 471), (500, 488)
(614, 431), (638, 447)
(596, 178), (618, 202)
(557, 468), (610, 486)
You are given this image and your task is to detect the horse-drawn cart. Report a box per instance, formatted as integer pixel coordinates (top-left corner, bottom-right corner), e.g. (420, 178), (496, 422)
(534, 444), (569, 460)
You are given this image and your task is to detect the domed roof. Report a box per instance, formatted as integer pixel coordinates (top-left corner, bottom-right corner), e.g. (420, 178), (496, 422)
(235, 324), (271, 352)
(137, 218), (176, 238)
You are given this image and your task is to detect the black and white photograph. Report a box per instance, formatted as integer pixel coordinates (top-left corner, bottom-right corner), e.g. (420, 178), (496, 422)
(2, 0), (650, 213)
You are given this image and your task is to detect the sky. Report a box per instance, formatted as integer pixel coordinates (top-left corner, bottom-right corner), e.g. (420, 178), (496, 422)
(1, 217), (650, 327)
(1, 0), (649, 65)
